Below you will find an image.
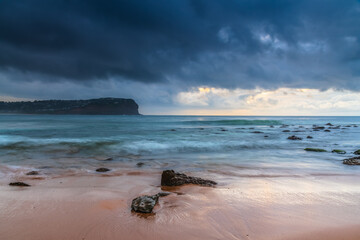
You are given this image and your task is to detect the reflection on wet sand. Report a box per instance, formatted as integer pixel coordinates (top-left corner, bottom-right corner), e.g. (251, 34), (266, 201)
(0, 170), (360, 240)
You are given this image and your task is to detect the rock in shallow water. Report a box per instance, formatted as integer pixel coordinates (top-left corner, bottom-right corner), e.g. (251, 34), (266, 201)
(9, 182), (30, 187)
(343, 156), (360, 165)
(332, 149), (346, 154)
(161, 170), (217, 187)
(131, 192), (170, 213)
(287, 135), (302, 140)
(354, 150), (360, 155)
(304, 148), (327, 152)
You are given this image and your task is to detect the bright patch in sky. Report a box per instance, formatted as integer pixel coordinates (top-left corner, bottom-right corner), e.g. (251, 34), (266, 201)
(173, 87), (360, 115)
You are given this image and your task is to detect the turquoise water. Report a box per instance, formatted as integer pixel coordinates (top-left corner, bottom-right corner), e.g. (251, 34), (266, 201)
(0, 115), (359, 176)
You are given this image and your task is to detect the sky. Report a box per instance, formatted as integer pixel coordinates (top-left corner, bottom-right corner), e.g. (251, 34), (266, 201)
(0, 0), (360, 115)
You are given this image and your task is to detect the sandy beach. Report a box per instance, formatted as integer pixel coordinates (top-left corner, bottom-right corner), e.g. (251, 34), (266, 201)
(1, 169), (360, 240)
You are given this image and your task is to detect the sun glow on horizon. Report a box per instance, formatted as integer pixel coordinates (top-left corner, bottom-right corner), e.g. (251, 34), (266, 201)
(172, 87), (360, 116)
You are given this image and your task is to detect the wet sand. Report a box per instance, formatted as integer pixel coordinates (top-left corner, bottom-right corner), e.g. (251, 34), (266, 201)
(0, 170), (360, 240)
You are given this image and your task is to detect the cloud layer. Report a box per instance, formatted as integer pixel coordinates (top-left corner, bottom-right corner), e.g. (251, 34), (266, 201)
(0, 0), (360, 114)
(1, 0), (360, 88)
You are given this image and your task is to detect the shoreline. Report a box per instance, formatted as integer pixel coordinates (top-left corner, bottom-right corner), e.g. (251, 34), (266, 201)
(1, 169), (360, 240)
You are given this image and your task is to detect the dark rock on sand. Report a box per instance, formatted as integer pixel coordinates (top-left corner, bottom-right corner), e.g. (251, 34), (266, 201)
(332, 149), (346, 154)
(96, 168), (110, 172)
(131, 192), (170, 213)
(343, 156), (360, 165)
(304, 148), (327, 152)
(287, 135), (302, 140)
(136, 162), (145, 167)
(156, 192), (171, 197)
(306, 136), (313, 139)
(354, 150), (360, 155)
(26, 171), (39, 175)
(9, 182), (30, 187)
(131, 195), (159, 213)
(161, 170), (217, 187)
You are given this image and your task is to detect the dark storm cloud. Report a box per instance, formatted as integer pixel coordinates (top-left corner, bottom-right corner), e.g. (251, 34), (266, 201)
(0, 0), (360, 89)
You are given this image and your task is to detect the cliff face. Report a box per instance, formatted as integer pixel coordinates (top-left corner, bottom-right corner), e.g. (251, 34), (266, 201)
(0, 98), (140, 115)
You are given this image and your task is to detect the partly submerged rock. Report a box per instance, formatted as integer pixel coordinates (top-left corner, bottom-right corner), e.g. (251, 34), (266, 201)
(251, 131), (264, 133)
(354, 150), (360, 155)
(325, 123), (333, 126)
(161, 170), (217, 187)
(26, 171), (39, 175)
(287, 135), (302, 140)
(306, 136), (313, 139)
(324, 129), (331, 132)
(96, 167), (110, 172)
(332, 149), (346, 154)
(343, 156), (360, 165)
(282, 130), (290, 132)
(131, 192), (170, 213)
(9, 182), (30, 187)
(304, 148), (327, 152)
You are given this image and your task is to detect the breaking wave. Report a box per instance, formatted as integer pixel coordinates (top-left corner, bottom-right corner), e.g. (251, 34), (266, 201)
(184, 119), (281, 126)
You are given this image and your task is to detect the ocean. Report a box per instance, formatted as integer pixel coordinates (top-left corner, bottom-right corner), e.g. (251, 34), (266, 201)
(0, 115), (359, 178)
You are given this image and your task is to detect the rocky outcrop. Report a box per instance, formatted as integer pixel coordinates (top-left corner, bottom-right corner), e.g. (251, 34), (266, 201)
(343, 156), (360, 165)
(354, 150), (360, 155)
(0, 98), (140, 115)
(131, 192), (170, 213)
(161, 170), (217, 187)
